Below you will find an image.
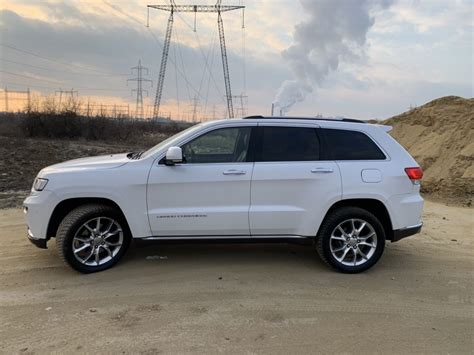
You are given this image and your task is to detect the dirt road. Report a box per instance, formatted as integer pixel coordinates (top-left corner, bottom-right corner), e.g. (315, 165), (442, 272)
(0, 200), (472, 353)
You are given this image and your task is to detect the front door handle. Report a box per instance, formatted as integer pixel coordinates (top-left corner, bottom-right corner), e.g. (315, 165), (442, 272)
(223, 169), (246, 176)
(311, 167), (334, 174)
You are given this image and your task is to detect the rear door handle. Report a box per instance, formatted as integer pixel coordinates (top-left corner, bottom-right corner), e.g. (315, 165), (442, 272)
(223, 169), (246, 175)
(311, 167), (334, 174)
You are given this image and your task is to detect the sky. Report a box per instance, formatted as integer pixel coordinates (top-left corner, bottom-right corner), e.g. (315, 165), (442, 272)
(0, 0), (472, 121)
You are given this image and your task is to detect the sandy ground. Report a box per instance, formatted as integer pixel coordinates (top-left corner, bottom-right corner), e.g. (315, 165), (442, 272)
(0, 200), (472, 354)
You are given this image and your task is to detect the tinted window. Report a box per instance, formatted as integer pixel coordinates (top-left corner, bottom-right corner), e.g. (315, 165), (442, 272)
(260, 127), (319, 162)
(320, 129), (386, 160)
(181, 127), (251, 164)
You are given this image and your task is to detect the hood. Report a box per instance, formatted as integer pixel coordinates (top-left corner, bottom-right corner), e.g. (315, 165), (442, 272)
(40, 153), (130, 174)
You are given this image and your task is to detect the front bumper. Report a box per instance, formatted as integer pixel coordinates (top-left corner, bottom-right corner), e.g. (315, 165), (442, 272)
(23, 189), (58, 245)
(27, 228), (48, 249)
(392, 222), (423, 242)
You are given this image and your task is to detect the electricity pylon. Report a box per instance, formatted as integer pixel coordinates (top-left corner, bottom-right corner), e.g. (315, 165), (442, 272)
(188, 95), (201, 122)
(55, 89), (78, 106)
(147, 0), (244, 119)
(128, 59), (153, 119)
(226, 93), (247, 117)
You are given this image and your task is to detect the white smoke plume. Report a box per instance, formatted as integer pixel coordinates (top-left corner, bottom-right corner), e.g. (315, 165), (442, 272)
(273, 0), (394, 115)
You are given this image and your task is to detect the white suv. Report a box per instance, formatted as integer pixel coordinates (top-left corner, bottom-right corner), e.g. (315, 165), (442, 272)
(24, 116), (424, 273)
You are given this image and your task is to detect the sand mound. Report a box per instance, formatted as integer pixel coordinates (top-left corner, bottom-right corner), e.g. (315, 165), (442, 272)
(384, 96), (473, 206)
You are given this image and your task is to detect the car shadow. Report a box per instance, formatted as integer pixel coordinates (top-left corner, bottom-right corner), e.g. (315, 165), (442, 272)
(35, 239), (423, 280)
(122, 241), (326, 270)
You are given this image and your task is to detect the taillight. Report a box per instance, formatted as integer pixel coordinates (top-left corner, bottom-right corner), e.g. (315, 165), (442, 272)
(405, 167), (423, 182)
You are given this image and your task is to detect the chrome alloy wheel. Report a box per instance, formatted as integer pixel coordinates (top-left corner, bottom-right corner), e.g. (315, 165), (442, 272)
(329, 218), (377, 267)
(72, 217), (124, 266)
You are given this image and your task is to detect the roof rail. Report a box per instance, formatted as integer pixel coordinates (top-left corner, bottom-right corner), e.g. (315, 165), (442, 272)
(243, 115), (265, 119)
(242, 116), (366, 124)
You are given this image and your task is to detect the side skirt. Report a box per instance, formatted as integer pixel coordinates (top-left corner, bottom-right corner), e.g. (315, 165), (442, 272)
(134, 235), (314, 246)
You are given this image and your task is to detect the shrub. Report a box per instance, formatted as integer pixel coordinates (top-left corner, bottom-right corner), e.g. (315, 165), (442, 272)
(0, 111), (190, 144)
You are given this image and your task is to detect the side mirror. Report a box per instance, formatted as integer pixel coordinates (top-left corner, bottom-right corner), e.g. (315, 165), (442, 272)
(165, 146), (183, 165)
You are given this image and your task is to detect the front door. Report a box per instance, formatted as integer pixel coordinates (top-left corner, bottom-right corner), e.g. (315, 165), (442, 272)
(147, 125), (255, 236)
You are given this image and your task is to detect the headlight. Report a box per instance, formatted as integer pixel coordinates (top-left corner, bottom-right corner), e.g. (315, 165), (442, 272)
(33, 178), (49, 191)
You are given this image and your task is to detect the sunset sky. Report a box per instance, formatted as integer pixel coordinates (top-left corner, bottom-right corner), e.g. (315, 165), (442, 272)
(0, 0), (472, 120)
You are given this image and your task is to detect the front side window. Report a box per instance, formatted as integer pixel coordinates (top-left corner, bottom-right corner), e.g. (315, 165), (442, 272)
(181, 127), (251, 164)
(259, 126), (319, 162)
(141, 123), (203, 159)
(319, 128), (386, 160)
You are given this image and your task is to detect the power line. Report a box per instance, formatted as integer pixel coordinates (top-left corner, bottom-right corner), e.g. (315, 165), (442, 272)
(0, 43), (129, 77)
(241, 0), (247, 95)
(102, 0), (145, 26)
(173, 24), (192, 102)
(0, 80), (128, 92)
(174, 11), (226, 105)
(1, 70), (67, 85)
(203, 31), (219, 117)
(172, 7), (247, 116)
(0, 70), (128, 91)
(0, 58), (129, 77)
(147, 26), (206, 104)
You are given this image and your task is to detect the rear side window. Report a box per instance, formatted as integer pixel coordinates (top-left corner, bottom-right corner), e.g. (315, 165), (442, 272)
(259, 127), (319, 162)
(319, 128), (386, 160)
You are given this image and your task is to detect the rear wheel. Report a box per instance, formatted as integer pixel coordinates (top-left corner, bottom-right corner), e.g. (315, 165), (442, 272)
(56, 204), (131, 273)
(316, 207), (385, 273)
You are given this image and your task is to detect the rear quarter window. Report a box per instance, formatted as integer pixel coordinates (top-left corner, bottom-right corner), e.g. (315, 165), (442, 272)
(319, 128), (386, 160)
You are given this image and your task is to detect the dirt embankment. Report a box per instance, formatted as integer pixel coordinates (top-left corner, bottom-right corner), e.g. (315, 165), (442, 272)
(0, 112), (183, 208)
(0, 136), (150, 208)
(384, 96), (473, 206)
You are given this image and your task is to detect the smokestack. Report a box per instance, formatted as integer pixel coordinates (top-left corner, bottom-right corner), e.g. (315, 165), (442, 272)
(271, 103), (274, 116)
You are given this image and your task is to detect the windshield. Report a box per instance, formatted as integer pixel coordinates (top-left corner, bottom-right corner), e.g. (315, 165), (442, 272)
(140, 123), (203, 159)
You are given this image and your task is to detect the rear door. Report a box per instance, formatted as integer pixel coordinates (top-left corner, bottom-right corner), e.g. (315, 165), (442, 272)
(249, 123), (342, 237)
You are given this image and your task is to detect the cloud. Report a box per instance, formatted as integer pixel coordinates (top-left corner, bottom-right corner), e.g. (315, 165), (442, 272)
(273, 0), (394, 114)
(0, 0), (471, 120)
(0, 5), (288, 118)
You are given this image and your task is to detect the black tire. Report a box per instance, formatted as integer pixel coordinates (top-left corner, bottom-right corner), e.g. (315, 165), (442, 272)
(316, 206), (385, 273)
(56, 204), (131, 273)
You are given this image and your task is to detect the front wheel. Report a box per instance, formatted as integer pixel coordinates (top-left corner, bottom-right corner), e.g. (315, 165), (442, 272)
(316, 207), (385, 273)
(56, 204), (131, 273)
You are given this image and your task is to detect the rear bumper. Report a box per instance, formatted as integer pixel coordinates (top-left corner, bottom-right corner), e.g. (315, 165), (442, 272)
(27, 228), (48, 249)
(387, 193), (424, 230)
(392, 222), (422, 242)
